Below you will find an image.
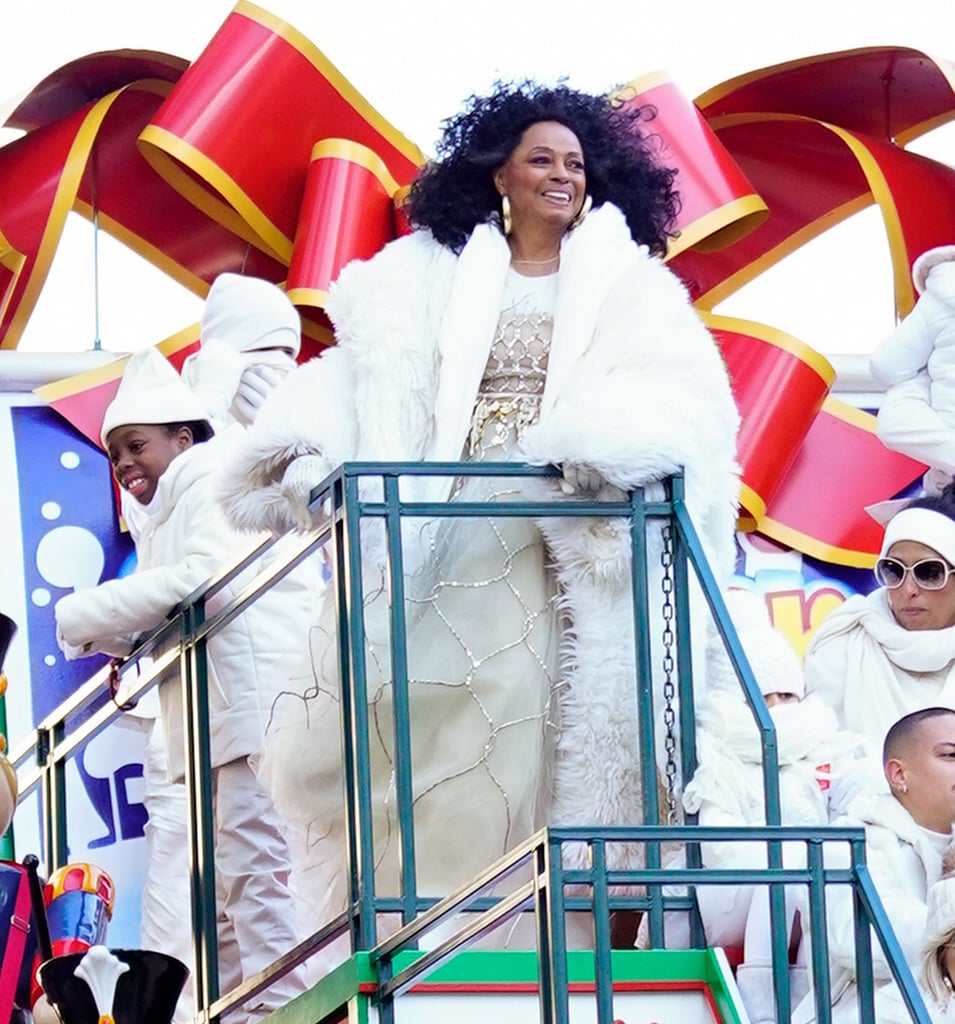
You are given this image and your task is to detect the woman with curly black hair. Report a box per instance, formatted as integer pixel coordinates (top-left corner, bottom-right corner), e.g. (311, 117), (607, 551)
(219, 79), (740, 960)
(407, 81), (680, 255)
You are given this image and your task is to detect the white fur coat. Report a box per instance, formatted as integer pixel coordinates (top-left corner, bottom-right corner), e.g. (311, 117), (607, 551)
(218, 203), (740, 853)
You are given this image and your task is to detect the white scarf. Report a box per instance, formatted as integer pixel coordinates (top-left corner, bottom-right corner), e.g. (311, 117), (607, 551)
(683, 692), (840, 824)
(806, 588), (955, 743)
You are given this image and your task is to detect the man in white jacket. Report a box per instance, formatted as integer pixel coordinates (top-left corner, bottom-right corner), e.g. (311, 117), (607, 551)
(794, 707), (955, 1023)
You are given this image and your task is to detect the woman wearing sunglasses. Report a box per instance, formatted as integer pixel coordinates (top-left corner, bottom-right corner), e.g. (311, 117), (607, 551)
(804, 486), (955, 756)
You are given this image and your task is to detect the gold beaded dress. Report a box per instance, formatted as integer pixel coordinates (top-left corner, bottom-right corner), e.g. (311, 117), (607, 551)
(374, 267), (561, 895)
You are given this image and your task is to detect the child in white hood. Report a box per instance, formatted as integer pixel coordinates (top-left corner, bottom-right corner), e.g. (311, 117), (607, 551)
(872, 244), (955, 495)
(683, 591), (870, 1023)
(53, 348), (309, 1022)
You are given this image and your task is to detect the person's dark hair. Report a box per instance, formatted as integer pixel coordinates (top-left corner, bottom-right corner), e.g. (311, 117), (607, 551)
(883, 706), (955, 763)
(163, 420), (214, 444)
(904, 480), (955, 520)
(406, 80), (680, 255)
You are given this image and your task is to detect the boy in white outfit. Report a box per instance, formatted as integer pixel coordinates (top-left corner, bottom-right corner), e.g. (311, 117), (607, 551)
(872, 245), (955, 495)
(794, 707), (955, 1024)
(54, 348), (308, 1022)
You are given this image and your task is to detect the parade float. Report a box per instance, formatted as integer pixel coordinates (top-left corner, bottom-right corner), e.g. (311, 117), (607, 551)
(0, 3), (953, 1021)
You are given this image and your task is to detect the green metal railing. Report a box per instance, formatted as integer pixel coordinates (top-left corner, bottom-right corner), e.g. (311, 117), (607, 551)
(371, 825), (933, 1024)
(8, 463), (933, 1023)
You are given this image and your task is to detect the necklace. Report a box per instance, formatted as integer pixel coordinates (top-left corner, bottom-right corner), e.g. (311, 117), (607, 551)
(510, 254), (560, 265)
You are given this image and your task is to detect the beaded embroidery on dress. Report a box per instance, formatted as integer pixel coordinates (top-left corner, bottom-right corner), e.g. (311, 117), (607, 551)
(391, 268), (561, 880)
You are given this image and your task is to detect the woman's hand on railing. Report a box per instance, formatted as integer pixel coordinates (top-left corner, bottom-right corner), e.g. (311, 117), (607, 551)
(280, 455), (329, 530)
(559, 462), (626, 501)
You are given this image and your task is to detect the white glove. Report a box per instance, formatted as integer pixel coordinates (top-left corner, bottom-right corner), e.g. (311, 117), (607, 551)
(55, 623), (92, 661)
(280, 454), (328, 530)
(559, 462), (626, 501)
(232, 362), (288, 425)
(827, 754), (888, 816)
(181, 338), (245, 421)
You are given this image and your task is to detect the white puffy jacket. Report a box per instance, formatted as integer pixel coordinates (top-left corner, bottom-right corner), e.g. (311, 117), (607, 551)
(873, 247), (955, 479)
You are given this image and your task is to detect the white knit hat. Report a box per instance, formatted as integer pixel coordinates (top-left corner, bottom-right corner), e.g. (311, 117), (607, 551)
(706, 589), (805, 699)
(100, 348), (210, 446)
(880, 507), (955, 567)
(200, 273), (301, 357)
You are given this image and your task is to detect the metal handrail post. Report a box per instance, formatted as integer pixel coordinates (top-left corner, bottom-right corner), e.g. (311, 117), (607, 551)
(535, 837), (555, 1024)
(543, 831), (570, 1024)
(382, 472), (419, 926)
(181, 596), (218, 1020)
(341, 469), (379, 951)
(807, 839), (833, 1024)
(38, 722), (67, 872)
(854, 862), (933, 1024)
(591, 840), (614, 1024)
(627, 486), (664, 952)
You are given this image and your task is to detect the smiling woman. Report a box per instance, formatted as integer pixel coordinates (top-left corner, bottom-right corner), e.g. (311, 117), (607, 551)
(214, 78), (742, 962)
(805, 486), (955, 751)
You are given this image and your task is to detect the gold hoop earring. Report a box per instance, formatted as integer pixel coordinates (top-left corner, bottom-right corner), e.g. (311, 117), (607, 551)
(501, 195), (512, 236)
(569, 193), (592, 230)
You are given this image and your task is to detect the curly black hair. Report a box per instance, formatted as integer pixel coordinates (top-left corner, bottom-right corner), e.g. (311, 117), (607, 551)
(406, 80), (680, 256)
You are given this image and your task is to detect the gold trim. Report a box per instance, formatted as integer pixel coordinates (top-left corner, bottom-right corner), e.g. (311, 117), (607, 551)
(35, 329), (200, 405)
(739, 480), (767, 521)
(286, 286), (329, 309)
(694, 46), (897, 110)
(310, 138), (400, 196)
(820, 394), (877, 433)
(138, 125), (290, 263)
(0, 228), (26, 331)
(35, 353), (128, 403)
(896, 107), (955, 148)
(234, 1), (424, 168)
(700, 311), (836, 385)
(2, 89), (125, 349)
(821, 123), (913, 317)
(300, 318), (335, 349)
(694, 195), (870, 309)
(667, 195), (769, 260)
(754, 513), (878, 569)
(157, 323), (203, 356)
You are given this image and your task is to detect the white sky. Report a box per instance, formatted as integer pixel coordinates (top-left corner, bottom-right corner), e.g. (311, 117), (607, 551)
(3, 0), (954, 359)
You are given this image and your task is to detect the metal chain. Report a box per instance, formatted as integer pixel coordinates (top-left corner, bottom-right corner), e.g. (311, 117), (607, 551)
(660, 524), (679, 825)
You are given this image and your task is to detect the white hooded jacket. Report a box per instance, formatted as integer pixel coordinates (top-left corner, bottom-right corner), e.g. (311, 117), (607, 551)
(793, 792), (949, 1023)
